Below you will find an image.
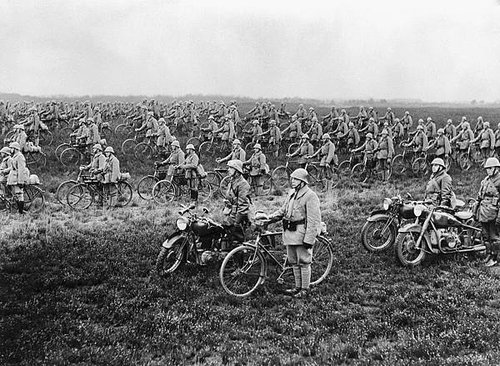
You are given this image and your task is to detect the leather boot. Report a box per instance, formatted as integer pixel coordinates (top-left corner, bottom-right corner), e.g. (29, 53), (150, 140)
(17, 201), (24, 214)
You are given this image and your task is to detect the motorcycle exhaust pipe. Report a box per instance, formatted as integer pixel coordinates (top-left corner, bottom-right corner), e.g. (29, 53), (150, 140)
(459, 245), (487, 252)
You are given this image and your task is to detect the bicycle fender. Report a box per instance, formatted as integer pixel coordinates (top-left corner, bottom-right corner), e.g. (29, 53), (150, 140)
(162, 232), (187, 249)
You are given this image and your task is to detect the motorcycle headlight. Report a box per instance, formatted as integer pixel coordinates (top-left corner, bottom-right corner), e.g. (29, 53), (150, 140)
(383, 198), (392, 211)
(414, 204), (426, 217)
(176, 217), (189, 230)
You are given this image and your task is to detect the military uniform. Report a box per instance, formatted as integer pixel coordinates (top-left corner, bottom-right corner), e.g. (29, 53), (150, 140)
(244, 151), (266, 195)
(7, 150), (29, 204)
(425, 170), (453, 207)
(477, 173), (500, 259)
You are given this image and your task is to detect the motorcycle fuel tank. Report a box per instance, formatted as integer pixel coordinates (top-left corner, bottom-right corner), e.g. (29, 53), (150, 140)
(432, 212), (462, 228)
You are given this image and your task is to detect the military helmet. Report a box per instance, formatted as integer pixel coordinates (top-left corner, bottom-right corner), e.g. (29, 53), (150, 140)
(484, 157), (500, 169)
(92, 143), (102, 151)
(186, 144), (195, 151)
(437, 128), (445, 135)
(366, 133), (373, 139)
(227, 159), (243, 174)
(0, 147), (11, 155)
(301, 133), (310, 139)
(253, 143), (262, 150)
(9, 142), (21, 150)
(417, 125), (424, 131)
(232, 139), (241, 145)
(171, 140), (180, 148)
(431, 158), (445, 168)
(381, 129), (389, 135)
(290, 168), (309, 184)
(104, 146), (115, 154)
(484, 121), (490, 128)
(322, 133), (331, 140)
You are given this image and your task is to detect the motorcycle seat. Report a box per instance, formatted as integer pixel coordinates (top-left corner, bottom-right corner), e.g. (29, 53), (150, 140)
(455, 211), (473, 220)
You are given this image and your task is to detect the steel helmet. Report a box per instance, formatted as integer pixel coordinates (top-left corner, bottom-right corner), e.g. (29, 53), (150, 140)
(232, 139), (241, 145)
(418, 119), (424, 124)
(484, 157), (500, 169)
(270, 119), (276, 125)
(171, 140), (180, 148)
(208, 115), (214, 120)
(366, 133), (373, 139)
(405, 111), (410, 115)
(227, 159), (243, 174)
(437, 128), (445, 135)
(312, 116), (318, 122)
(158, 118), (165, 123)
(252, 120), (260, 125)
(322, 133), (331, 140)
(417, 125), (424, 131)
(381, 129), (389, 135)
(290, 168), (309, 184)
(387, 107), (391, 111)
(431, 158), (445, 168)
(186, 144), (195, 150)
(484, 121), (490, 128)
(17, 124), (25, 130)
(9, 142), (21, 150)
(301, 133), (310, 139)
(253, 143), (262, 150)
(427, 117), (432, 122)
(394, 118), (400, 123)
(92, 143), (102, 151)
(0, 147), (11, 154)
(87, 117), (94, 123)
(104, 146), (115, 154)
(463, 122), (470, 128)
(348, 122), (354, 128)
(447, 119), (452, 124)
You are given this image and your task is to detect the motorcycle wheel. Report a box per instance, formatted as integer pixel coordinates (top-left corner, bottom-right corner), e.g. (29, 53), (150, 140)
(395, 231), (427, 266)
(361, 217), (396, 252)
(156, 236), (187, 276)
(219, 245), (266, 298)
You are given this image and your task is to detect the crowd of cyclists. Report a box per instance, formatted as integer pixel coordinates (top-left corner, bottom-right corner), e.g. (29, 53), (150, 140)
(0, 97), (498, 211)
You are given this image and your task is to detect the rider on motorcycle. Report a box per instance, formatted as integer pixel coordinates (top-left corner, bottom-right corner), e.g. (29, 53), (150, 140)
(425, 158), (453, 208)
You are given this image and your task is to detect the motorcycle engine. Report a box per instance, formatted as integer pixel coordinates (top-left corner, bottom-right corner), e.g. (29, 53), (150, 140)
(439, 230), (461, 249)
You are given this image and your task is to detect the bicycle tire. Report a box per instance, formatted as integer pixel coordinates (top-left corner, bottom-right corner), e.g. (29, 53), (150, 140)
(198, 141), (212, 158)
(67, 183), (93, 209)
(24, 185), (45, 213)
(121, 138), (137, 156)
(271, 166), (289, 189)
(206, 171), (222, 196)
(287, 142), (300, 155)
(137, 175), (159, 200)
(134, 142), (154, 160)
(219, 176), (231, 198)
(152, 180), (176, 204)
(198, 179), (212, 203)
(351, 163), (368, 184)
(56, 180), (78, 204)
(55, 143), (71, 159)
(219, 244), (266, 298)
(60, 147), (82, 167)
(116, 181), (133, 207)
(310, 236), (334, 286)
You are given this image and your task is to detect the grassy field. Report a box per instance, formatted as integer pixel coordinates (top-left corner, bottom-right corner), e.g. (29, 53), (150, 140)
(2, 105), (500, 365)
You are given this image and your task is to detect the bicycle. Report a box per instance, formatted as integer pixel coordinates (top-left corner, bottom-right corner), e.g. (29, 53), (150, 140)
(55, 169), (86, 205)
(134, 138), (169, 161)
(59, 144), (91, 167)
(151, 171), (212, 204)
(271, 159), (323, 191)
(219, 217), (334, 297)
(337, 150), (363, 177)
(0, 183), (45, 213)
(136, 165), (170, 200)
(66, 174), (133, 209)
(121, 132), (146, 156)
(351, 153), (393, 184)
(198, 136), (231, 160)
(205, 167), (229, 197)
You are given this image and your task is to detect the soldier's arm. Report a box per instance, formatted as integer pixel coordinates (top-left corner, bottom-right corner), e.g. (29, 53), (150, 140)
(303, 192), (321, 245)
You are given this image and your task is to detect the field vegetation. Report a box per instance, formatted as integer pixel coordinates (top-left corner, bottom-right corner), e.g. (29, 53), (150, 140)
(2, 105), (500, 365)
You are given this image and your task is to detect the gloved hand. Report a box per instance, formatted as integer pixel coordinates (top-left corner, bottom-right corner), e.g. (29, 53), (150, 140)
(303, 242), (313, 250)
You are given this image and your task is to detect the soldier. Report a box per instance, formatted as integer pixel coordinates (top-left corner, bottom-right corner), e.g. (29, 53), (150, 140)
(0, 147), (12, 196)
(377, 129), (395, 181)
(13, 124), (28, 153)
(103, 146), (121, 207)
(404, 125), (429, 154)
(379, 107), (395, 125)
(353, 133), (378, 173)
(287, 134), (314, 169)
(425, 158), (453, 207)
(474, 116), (484, 135)
(450, 122), (475, 155)
(136, 111), (158, 144)
(7, 142), (28, 214)
(223, 159), (252, 245)
(81, 144), (106, 181)
(444, 119), (457, 140)
(401, 111), (413, 133)
(472, 121), (495, 160)
(157, 140), (185, 182)
(305, 116), (323, 147)
(214, 115), (236, 150)
(260, 120), (281, 158)
(340, 122), (360, 151)
(217, 139), (246, 164)
(360, 117), (379, 140)
(268, 168), (321, 298)
(177, 144), (200, 203)
(426, 128), (451, 165)
(425, 117), (437, 140)
(392, 118), (405, 143)
(495, 123), (500, 158)
(308, 133), (336, 191)
(281, 115), (302, 141)
(243, 143), (267, 196)
(477, 157), (500, 267)
(247, 120), (263, 144)
(87, 117), (101, 145)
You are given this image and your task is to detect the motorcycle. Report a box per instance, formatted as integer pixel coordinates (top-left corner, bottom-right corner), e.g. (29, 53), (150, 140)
(360, 194), (419, 252)
(395, 201), (486, 266)
(156, 204), (232, 276)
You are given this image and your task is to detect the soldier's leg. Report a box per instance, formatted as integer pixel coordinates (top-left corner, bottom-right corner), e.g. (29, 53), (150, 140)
(297, 245), (313, 290)
(482, 222), (496, 264)
(286, 245), (301, 291)
(14, 185), (24, 214)
(255, 175), (263, 196)
(109, 183), (118, 207)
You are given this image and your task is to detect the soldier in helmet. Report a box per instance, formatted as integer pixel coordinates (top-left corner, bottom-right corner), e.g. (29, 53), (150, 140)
(217, 139), (246, 164)
(223, 159), (252, 246)
(7, 142), (28, 214)
(472, 121), (495, 160)
(287, 134), (314, 169)
(176, 144), (200, 202)
(157, 140), (185, 182)
(243, 143), (267, 196)
(353, 133), (378, 173)
(450, 121), (475, 155)
(81, 143), (106, 182)
(376, 129), (395, 181)
(425, 158), (453, 207)
(0, 147), (12, 196)
(477, 157), (500, 267)
(103, 146), (121, 207)
(425, 117), (437, 140)
(305, 116), (323, 147)
(308, 133), (337, 191)
(259, 120), (282, 158)
(426, 128), (451, 166)
(404, 124), (428, 154)
(281, 114), (302, 141)
(495, 123), (500, 158)
(268, 168), (321, 298)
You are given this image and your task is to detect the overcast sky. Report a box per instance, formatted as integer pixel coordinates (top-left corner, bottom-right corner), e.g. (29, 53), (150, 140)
(1, 0), (500, 101)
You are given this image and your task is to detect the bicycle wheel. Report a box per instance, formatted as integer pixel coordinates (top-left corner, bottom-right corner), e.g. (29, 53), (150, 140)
(39, 130), (53, 146)
(24, 185), (45, 213)
(67, 183), (93, 209)
(206, 171), (221, 196)
(287, 142), (300, 155)
(56, 180), (77, 204)
(25, 152), (47, 167)
(116, 181), (133, 207)
(60, 147), (82, 167)
(262, 173), (273, 195)
(134, 142), (154, 160)
(391, 154), (404, 176)
(114, 123), (129, 135)
(137, 175), (159, 200)
(306, 164), (323, 191)
(220, 176), (231, 198)
(186, 137), (201, 150)
(219, 245), (266, 297)
(121, 139), (137, 156)
(412, 157), (429, 176)
(152, 180), (176, 204)
(55, 143), (71, 158)
(337, 160), (352, 177)
(198, 141), (212, 158)
(198, 179), (212, 203)
(459, 152), (471, 171)
(351, 163), (368, 184)
(271, 166), (289, 189)
(310, 236), (334, 286)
